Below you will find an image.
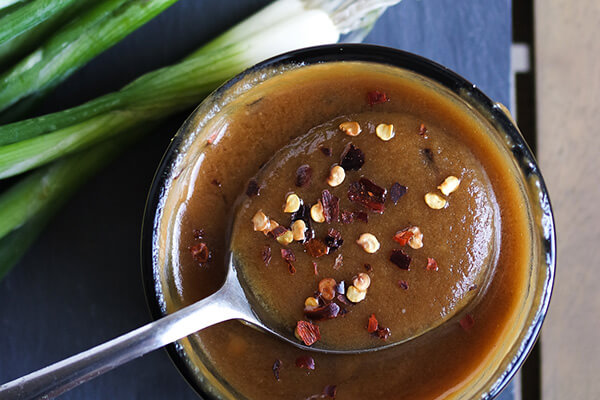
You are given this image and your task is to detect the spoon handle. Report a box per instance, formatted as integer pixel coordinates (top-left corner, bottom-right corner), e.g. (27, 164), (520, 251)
(0, 273), (254, 400)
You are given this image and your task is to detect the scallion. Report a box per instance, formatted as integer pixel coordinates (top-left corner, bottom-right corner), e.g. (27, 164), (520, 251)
(0, 0), (400, 178)
(0, 0), (96, 69)
(0, 0), (179, 115)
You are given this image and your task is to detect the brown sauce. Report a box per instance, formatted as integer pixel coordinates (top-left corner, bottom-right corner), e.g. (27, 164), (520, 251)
(162, 62), (531, 399)
(231, 110), (498, 351)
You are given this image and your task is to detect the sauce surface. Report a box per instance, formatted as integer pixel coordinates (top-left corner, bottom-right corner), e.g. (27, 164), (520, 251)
(161, 62), (531, 399)
(231, 110), (498, 350)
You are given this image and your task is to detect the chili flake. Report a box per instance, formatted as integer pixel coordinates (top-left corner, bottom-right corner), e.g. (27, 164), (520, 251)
(281, 248), (296, 274)
(313, 261), (319, 275)
(376, 327), (391, 340)
(295, 355), (316, 370)
(340, 210), (354, 224)
(347, 178), (387, 213)
(295, 164), (313, 187)
(367, 90), (389, 105)
(334, 280), (345, 295)
(398, 280), (409, 290)
(367, 314), (379, 333)
(295, 320), (321, 346)
(340, 143), (365, 171)
(321, 190), (340, 223)
(354, 211), (368, 223)
(364, 263), (373, 272)
(272, 359), (282, 381)
(389, 182), (407, 204)
(418, 123), (429, 138)
(393, 228), (414, 246)
(305, 239), (328, 258)
(262, 245), (272, 266)
(246, 179), (260, 197)
(324, 228), (343, 252)
(192, 228), (205, 240)
(304, 303), (340, 321)
(323, 385), (337, 398)
(333, 254), (343, 270)
(190, 242), (210, 264)
(270, 225), (287, 238)
(426, 257), (439, 271)
(390, 249), (411, 270)
(459, 314), (475, 331)
(320, 146), (332, 156)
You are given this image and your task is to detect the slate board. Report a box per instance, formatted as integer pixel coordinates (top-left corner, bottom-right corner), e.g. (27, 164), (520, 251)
(0, 1), (513, 399)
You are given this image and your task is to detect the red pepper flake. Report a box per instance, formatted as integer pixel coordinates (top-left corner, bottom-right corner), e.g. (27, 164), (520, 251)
(367, 314), (379, 333)
(367, 90), (389, 105)
(272, 359), (282, 381)
(334, 281), (345, 295)
(353, 211), (369, 223)
(459, 314), (475, 331)
(376, 327), (391, 340)
(389, 182), (407, 204)
(364, 263), (373, 272)
(390, 249), (411, 270)
(281, 248), (296, 274)
(296, 321), (321, 346)
(270, 226), (287, 239)
(211, 179), (222, 188)
(321, 190), (340, 223)
(340, 143), (365, 171)
(304, 303), (340, 321)
(333, 254), (343, 270)
(348, 178), (387, 213)
(295, 355), (316, 370)
(320, 146), (332, 156)
(325, 228), (343, 252)
(206, 130), (219, 144)
(469, 284), (478, 291)
(262, 245), (272, 266)
(336, 293), (350, 306)
(313, 261), (319, 275)
(418, 123), (429, 138)
(192, 229), (205, 240)
(323, 385), (337, 398)
(246, 179), (260, 197)
(393, 228), (414, 246)
(190, 242), (211, 264)
(291, 204), (313, 240)
(305, 239), (328, 258)
(340, 210), (354, 224)
(426, 257), (439, 271)
(398, 280), (409, 290)
(295, 164), (313, 187)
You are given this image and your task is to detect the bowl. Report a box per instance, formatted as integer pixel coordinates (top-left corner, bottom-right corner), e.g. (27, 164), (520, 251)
(141, 44), (555, 399)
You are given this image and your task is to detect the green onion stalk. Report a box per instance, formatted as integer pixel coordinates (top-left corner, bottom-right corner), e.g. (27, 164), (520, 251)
(0, 0), (179, 118)
(0, 0), (98, 69)
(0, 0), (400, 277)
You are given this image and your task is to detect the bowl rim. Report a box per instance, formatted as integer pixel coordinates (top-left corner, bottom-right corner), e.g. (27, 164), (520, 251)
(140, 43), (556, 399)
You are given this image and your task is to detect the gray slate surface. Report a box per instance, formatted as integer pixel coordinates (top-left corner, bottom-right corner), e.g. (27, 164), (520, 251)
(0, 0), (513, 399)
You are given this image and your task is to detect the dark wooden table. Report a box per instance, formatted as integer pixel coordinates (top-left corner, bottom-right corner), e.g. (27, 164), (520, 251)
(0, 1), (514, 398)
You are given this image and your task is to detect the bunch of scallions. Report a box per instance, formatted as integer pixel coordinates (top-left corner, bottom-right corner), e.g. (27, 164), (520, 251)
(0, 0), (400, 278)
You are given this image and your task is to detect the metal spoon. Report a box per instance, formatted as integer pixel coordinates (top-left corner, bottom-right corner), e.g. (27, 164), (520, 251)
(0, 250), (386, 400)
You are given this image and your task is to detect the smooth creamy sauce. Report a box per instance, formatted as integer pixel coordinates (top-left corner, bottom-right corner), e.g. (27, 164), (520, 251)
(163, 62), (531, 399)
(231, 111), (498, 350)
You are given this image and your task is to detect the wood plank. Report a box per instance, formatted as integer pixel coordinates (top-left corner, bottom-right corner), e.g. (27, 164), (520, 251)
(536, 1), (600, 399)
